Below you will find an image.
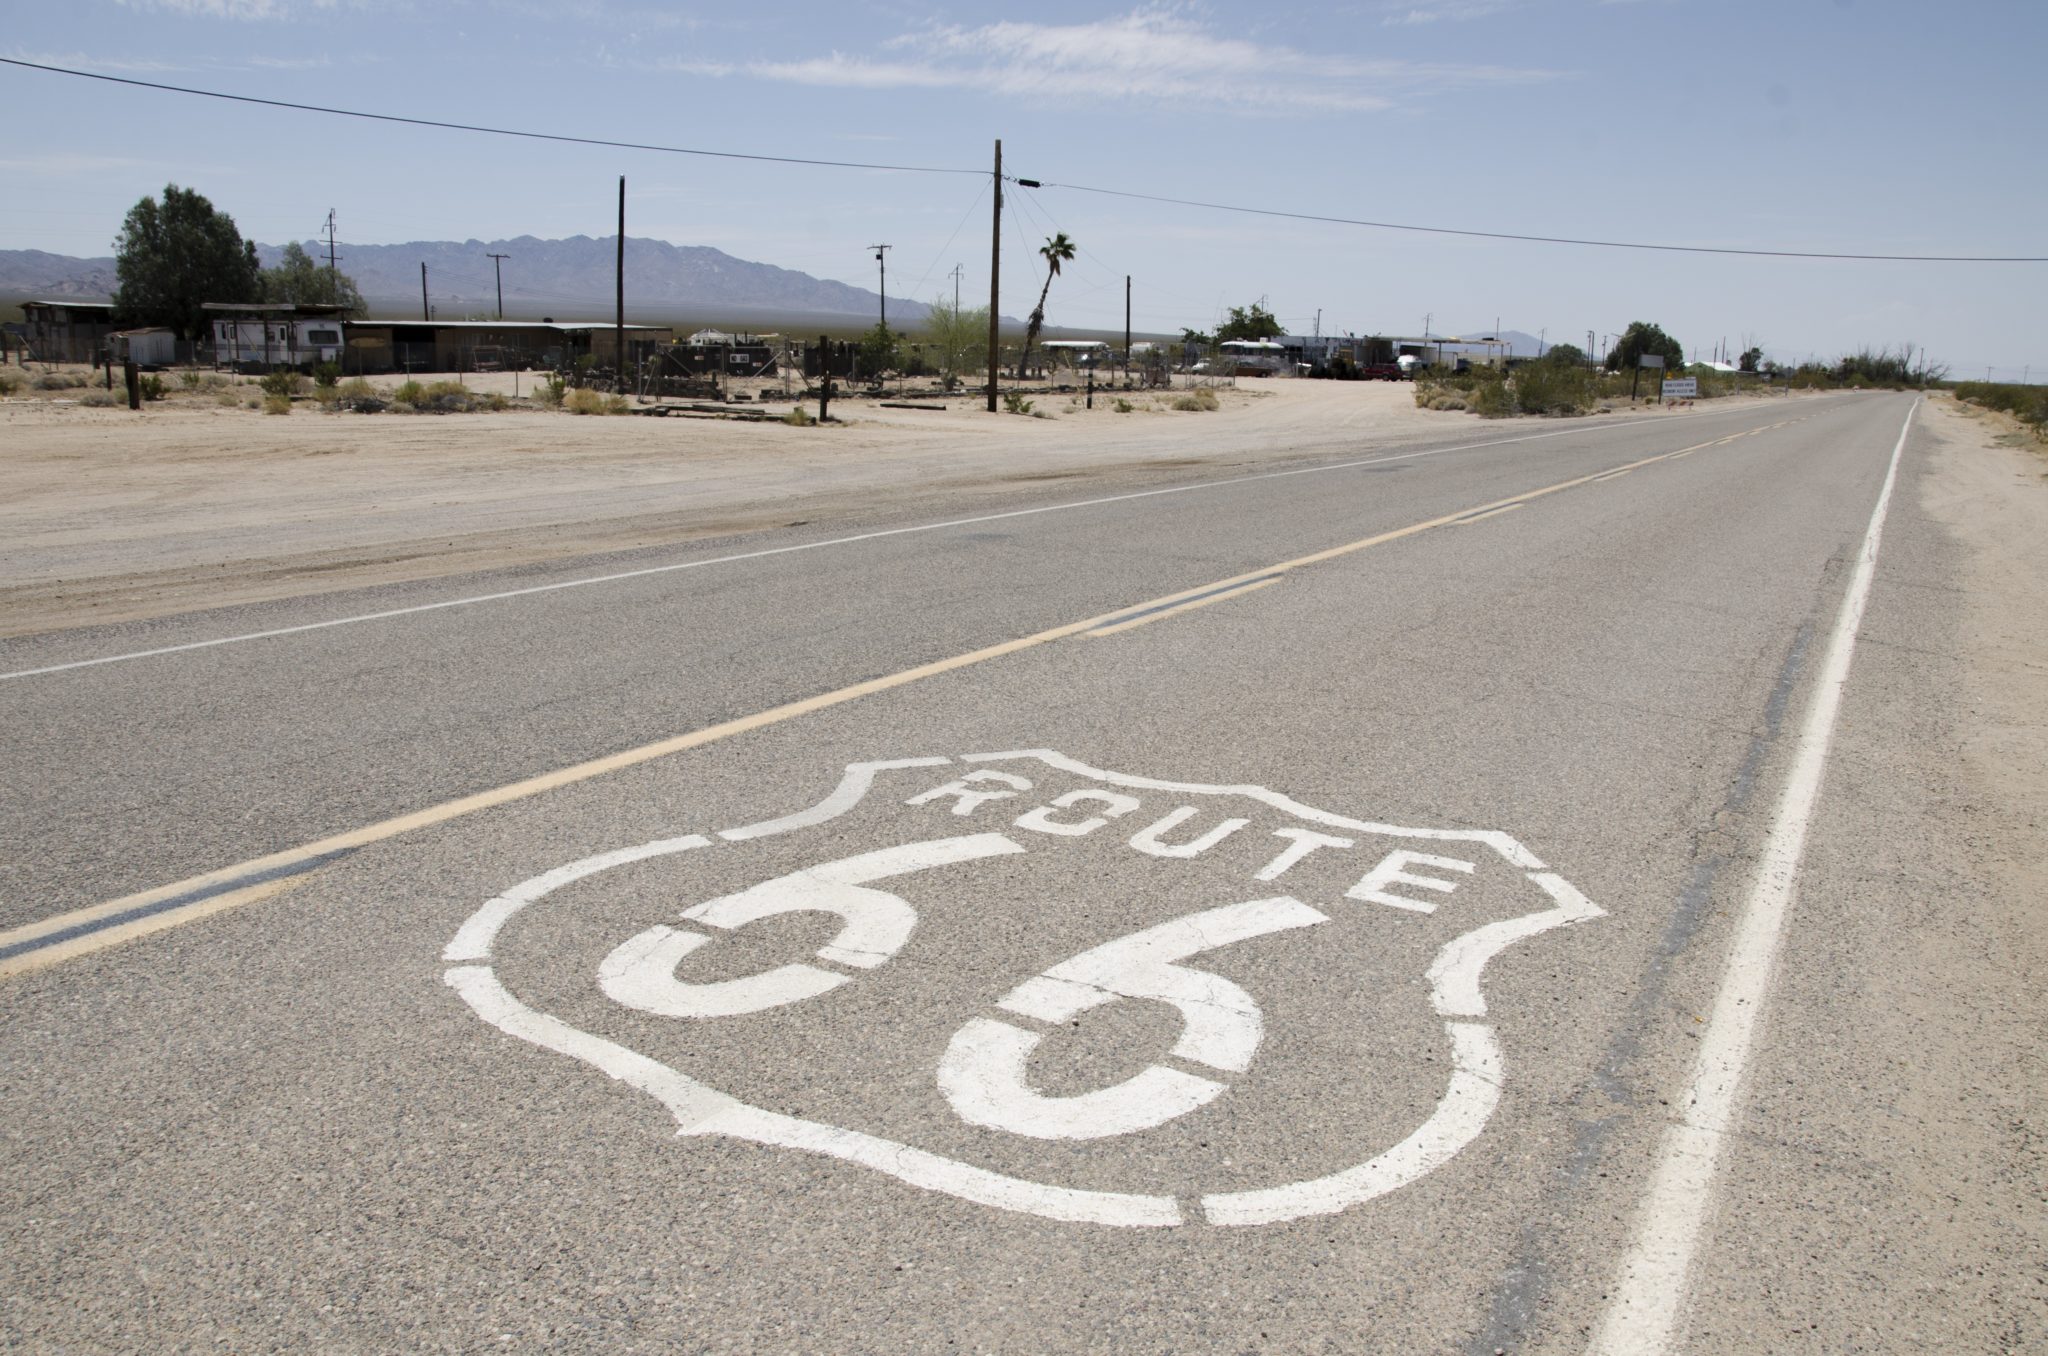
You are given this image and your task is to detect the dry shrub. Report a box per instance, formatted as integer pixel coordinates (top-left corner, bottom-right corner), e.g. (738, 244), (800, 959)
(564, 387), (607, 415)
(80, 388), (117, 407)
(1171, 387), (1219, 412)
(262, 393), (292, 415)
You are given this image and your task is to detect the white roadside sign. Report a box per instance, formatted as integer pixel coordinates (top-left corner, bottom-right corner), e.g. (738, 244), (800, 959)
(1662, 378), (1698, 398)
(445, 749), (1602, 1229)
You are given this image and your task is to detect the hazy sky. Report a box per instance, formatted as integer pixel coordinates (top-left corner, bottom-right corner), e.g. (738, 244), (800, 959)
(4, 0), (2042, 376)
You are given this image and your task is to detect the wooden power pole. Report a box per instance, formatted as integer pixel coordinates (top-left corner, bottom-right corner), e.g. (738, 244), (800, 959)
(615, 176), (626, 395)
(986, 139), (1002, 413)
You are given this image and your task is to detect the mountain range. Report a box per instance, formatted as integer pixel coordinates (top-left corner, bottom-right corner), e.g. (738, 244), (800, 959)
(0, 236), (935, 326)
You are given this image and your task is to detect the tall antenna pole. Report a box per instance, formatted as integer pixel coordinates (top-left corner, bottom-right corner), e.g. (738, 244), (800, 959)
(487, 252), (510, 321)
(420, 262), (429, 321)
(1124, 274), (1131, 384)
(615, 176), (625, 394)
(949, 262), (963, 315)
(986, 141), (1002, 412)
(869, 244), (891, 331)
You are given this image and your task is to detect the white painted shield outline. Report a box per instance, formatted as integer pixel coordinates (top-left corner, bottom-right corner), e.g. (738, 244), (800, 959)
(443, 749), (1602, 1229)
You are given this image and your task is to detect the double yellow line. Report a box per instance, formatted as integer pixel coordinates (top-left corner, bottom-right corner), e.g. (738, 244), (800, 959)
(0, 425), (1744, 981)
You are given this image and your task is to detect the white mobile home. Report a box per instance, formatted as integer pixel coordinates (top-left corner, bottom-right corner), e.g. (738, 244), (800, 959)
(205, 303), (347, 370)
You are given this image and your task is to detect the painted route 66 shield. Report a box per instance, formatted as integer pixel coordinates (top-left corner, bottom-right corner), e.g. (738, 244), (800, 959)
(445, 749), (1601, 1228)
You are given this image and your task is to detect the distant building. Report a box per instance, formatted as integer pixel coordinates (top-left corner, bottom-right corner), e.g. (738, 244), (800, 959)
(20, 300), (115, 364)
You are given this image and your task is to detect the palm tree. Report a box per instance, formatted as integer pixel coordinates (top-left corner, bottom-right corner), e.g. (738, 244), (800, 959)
(1016, 232), (1076, 380)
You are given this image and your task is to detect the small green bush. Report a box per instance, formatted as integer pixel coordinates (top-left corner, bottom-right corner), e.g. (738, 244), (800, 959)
(604, 394), (629, 415)
(35, 371), (88, 390)
(1112, 397), (1134, 413)
(1471, 381), (1515, 418)
(1001, 392), (1034, 415)
(139, 374), (168, 402)
(564, 387), (608, 415)
(536, 374), (566, 409)
(313, 361), (341, 389)
(1510, 363), (1593, 416)
(262, 392), (292, 415)
(259, 369), (305, 397)
(0, 370), (20, 396)
(80, 388), (118, 407)
(784, 404), (816, 426)
(1171, 388), (1219, 412)
(392, 379), (425, 406)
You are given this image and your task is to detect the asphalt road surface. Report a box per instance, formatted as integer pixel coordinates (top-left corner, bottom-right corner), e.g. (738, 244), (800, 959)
(3, 392), (2037, 1353)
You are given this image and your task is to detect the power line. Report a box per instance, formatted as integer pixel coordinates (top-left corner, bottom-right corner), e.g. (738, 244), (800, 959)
(0, 57), (983, 178)
(1032, 181), (2048, 264)
(8, 55), (2042, 265)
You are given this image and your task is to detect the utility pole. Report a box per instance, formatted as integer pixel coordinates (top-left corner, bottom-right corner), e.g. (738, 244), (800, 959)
(487, 252), (510, 321)
(949, 262), (963, 315)
(1423, 313), (1432, 339)
(324, 209), (339, 284)
(986, 139), (1002, 413)
(420, 262), (429, 321)
(1124, 275), (1131, 385)
(616, 176), (626, 395)
(870, 244), (891, 331)
(1587, 330), (1596, 373)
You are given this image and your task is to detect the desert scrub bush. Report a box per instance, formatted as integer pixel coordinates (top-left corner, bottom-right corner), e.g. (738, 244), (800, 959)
(1954, 381), (2048, 436)
(1471, 380), (1515, 418)
(0, 369), (20, 396)
(139, 374), (168, 402)
(215, 390), (241, 407)
(564, 387), (609, 415)
(259, 369), (305, 398)
(536, 374), (567, 409)
(336, 378), (386, 413)
(482, 392), (509, 412)
(409, 380), (477, 414)
(604, 394), (629, 415)
(1509, 363), (1593, 416)
(1112, 397), (1134, 413)
(313, 362), (341, 389)
(391, 379), (426, 407)
(783, 404), (816, 426)
(1171, 387), (1219, 412)
(35, 371), (88, 390)
(1001, 392), (1034, 415)
(262, 393), (292, 415)
(79, 388), (118, 407)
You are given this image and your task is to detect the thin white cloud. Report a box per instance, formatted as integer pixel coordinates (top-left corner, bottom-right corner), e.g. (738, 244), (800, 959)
(669, 9), (1558, 115)
(111, 0), (340, 17)
(1382, 0), (1520, 24)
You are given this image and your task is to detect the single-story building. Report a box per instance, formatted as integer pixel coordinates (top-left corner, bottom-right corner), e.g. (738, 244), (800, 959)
(106, 328), (181, 368)
(20, 300), (116, 364)
(335, 319), (673, 374)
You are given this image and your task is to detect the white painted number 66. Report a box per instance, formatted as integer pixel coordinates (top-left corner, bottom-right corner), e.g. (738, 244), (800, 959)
(596, 832), (1327, 1143)
(937, 897), (1326, 1140)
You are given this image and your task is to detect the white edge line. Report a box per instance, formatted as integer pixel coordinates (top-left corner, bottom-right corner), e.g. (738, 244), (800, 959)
(1, 407), (1783, 682)
(1586, 397), (1918, 1356)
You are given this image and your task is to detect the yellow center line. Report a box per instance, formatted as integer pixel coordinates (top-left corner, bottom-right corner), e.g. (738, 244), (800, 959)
(1455, 503), (1526, 526)
(0, 425), (1740, 980)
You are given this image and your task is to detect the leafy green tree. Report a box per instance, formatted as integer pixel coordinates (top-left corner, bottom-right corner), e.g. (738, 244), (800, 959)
(1739, 346), (1763, 373)
(856, 322), (900, 379)
(260, 241), (365, 315)
(1542, 342), (1588, 367)
(1215, 303), (1283, 344)
(1179, 328), (1213, 347)
(920, 294), (989, 381)
(1604, 321), (1685, 372)
(113, 184), (261, 339)
(1016, 232), (1076, 379)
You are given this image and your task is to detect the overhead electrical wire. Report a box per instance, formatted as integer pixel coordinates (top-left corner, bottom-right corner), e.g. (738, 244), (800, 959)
(1029, 179), (2047, 264)
(0, 58), (983, 178)
(5, 56), (2042, 264)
